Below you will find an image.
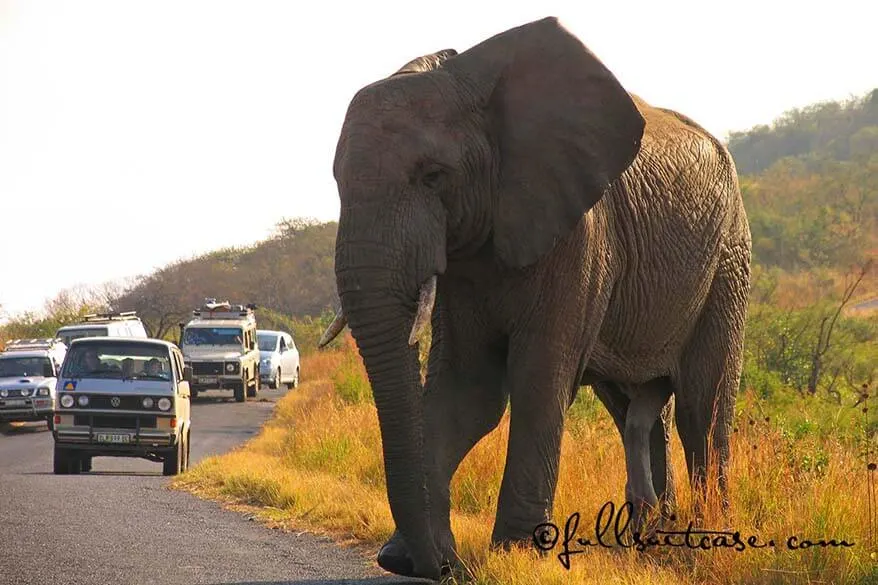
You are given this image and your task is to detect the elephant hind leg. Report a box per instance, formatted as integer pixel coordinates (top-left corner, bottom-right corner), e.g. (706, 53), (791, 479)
(673, 259), (749, 519)
(591, 381), (676, 518)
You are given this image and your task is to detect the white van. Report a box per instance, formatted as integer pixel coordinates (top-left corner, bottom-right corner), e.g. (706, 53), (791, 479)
(55, 311), (148, 347)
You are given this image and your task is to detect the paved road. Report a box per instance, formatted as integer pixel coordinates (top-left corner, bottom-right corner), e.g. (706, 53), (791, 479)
(0, 387), (424, 585)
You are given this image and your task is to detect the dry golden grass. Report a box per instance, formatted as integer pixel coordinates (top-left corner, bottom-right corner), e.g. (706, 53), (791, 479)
(173, 335), (878, 584)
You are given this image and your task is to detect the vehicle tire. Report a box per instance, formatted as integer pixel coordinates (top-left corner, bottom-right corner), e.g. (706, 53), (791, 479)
(46, 416), (55, 432)
(247, 373), (259, 398)
(53, 446), (70, 475)
(270, 368), (280, 390)
(290, 367), (299, 389)
(163, 438), (183, 476)
(68, 456), (83, 475)
(184, 430), (191, 472)
(81, 456), (92, 473)
(191, 389), (199, 400)
(234, 382), (246, 403)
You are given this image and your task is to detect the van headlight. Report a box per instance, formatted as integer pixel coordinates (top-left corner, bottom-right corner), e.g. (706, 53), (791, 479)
(142, 397), (154, 409)
(77, 395), (89, 407)
(157, 398), (172, 411)
(60, 395), (75, 408)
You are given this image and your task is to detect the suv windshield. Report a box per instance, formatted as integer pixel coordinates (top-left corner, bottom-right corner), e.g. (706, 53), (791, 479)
(182, 327), (243, 346)
(0, 356), (53, 378)
(56, 327), (109, 347)
(62, 342), (172, 380)
(257, 334), (278, 352)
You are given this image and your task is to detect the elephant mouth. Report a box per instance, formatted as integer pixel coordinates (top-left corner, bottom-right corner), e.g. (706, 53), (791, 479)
(318, 275), (437, 349)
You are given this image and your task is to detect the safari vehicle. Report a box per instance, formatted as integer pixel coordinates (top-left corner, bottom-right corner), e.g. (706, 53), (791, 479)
(52, 337), (192, 476)
(180, 299), (260, 402)
(257, 329), (300, 390)
(0, 338), (67, 430)
(55, 311), (148, 347)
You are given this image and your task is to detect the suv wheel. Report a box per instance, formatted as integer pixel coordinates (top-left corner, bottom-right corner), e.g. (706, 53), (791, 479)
(247, 373), (259, 398)
(270, 369), (280, 390)
(291, 367), (299, 389)
(234, 382), (246, 403)
(53, 446), (70, 474)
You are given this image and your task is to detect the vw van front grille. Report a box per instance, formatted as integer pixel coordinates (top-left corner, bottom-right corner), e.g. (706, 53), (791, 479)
(73, 414), (157, 429)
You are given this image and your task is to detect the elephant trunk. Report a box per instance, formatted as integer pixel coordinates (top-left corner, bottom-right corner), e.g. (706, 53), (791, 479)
(335, 239), (439, 579)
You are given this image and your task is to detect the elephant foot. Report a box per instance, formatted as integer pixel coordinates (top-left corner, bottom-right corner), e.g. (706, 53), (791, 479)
(377, 531), (414, 577)
(377, 530), (459, 580)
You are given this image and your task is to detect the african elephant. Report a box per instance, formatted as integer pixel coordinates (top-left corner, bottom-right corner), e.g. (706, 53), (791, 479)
(319, 16), (752, 580)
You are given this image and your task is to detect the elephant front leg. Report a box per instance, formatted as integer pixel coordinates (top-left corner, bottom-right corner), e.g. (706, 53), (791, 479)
(378, 344), (508, 577)
(491, 349), (580, 547)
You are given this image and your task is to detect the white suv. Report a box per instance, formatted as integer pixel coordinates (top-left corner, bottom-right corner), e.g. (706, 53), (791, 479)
(0, 338), (67, 430)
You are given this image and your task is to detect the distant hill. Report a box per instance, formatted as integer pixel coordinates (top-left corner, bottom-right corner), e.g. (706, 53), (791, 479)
(728, 89), (878, 175)
(728, 89), (878, 273)
(110, 218), (338, 339)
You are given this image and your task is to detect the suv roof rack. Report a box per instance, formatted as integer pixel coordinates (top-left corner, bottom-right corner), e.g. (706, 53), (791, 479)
(3, 338), (64, 352)
(81, 311), (140, 323)
(191, 298), (257, 321)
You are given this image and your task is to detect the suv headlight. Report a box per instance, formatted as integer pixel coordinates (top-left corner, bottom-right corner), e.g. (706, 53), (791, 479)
(157, 398), (172, 411)
(60, 395), (74, 408)
(20, 388), (31, 397)
(225, 362), (239, 374)
(37, 387), (51, 397)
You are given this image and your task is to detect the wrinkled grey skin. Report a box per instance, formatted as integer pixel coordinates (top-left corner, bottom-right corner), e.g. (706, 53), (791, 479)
(324, 17), (752, 580)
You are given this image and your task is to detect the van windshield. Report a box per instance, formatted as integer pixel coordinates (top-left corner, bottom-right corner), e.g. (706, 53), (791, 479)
(62, 342), (172, 380)
(0, 356), (53, 378)
(182, 327), (243, 347)
(56, 327), (109, 347)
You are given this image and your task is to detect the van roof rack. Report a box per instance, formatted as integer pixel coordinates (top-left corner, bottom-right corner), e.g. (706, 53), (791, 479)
(81, 311), (140, 323)
(3, 338), (64, 352)
(191, 298), (257, 320)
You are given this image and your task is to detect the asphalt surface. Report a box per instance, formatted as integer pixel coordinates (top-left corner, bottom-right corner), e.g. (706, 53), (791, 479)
(0, 386), (425, 585)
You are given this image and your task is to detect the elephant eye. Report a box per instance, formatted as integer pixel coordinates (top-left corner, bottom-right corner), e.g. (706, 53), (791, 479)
(420, 168), (446, 190)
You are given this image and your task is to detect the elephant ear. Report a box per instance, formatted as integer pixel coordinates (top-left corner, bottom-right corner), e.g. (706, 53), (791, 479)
(446, 17), (645, 268)
(393, 49), (458, 76)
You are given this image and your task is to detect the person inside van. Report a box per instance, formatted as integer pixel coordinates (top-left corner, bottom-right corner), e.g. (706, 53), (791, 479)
(82, 348), (102, 373)
(143, 358), (164, 378)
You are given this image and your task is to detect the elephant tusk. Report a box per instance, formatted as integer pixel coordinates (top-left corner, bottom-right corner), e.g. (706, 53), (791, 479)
(408, 275), (437, 346)
(318, 308), (348, 349)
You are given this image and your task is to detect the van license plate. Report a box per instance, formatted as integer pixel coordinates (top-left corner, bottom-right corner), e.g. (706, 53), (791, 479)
(96, 433), (131, 444)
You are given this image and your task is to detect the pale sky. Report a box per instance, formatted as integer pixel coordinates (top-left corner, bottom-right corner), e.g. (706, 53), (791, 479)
(1, 0), (875, 320)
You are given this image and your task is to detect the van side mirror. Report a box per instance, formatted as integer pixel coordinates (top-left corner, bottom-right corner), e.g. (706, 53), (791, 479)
(183, 366), (193, 383)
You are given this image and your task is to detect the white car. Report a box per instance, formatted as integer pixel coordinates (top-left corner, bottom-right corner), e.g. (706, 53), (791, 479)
(0, 338), (67, 430)
(257, 330), (300, 390)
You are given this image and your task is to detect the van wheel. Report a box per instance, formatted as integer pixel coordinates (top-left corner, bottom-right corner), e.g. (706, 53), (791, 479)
(163, 438), (183, 476)
(184, 430), (191, 471)
(81, 456), (93, 473)
(234, 383), (246, 403)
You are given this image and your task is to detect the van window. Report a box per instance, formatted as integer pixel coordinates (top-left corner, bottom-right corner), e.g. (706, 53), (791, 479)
(57, 327), (109, 347)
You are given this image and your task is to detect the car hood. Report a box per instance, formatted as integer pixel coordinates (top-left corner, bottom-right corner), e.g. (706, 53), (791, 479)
(182, 348), (245, 360)
(57, 377), (174, 395)
(0, 375), (56, 390)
